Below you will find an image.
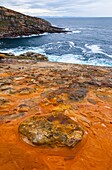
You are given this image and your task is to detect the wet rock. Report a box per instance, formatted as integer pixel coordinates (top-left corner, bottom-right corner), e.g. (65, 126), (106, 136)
(18, 113), (84, 147)
(19, 52), (48, 61)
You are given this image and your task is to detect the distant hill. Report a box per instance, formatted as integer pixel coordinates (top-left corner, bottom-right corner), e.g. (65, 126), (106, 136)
(0, 6), (65, 38)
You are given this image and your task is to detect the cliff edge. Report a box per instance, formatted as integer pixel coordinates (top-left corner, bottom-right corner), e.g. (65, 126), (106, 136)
(0, 6), (66, 38)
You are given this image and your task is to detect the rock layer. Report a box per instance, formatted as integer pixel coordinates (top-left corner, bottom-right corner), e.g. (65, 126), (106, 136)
(0, 6), (66, 38)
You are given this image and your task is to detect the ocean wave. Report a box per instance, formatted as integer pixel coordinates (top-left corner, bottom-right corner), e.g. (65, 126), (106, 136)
(0, 46), (45, 56)
(68, 41), (75, 48)
(3, 33), (49, 39)
(22, 32), (49, 38)
(67, 30), (81, 34)
(0, 41), (111, 67)
(72, 30), (81, 33)
(64, 28), (70, 31)
(85, 44), (112, 59)
(78, 27), (94, 30)
(68, 41), (86, 52)
(85, 44), (102, 53)
(43, 41), (85, 52)
(48, 53), (112, 67)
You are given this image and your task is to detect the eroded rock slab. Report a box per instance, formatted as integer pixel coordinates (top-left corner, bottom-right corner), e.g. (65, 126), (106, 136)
(0, 61), (112, 170)
(19, 113), (84, 147)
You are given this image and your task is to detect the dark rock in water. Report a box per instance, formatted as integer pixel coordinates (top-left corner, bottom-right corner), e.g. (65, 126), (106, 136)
(19, 52), (48, 61)
(18, 113), (84, 147)
(0, 52), (48, 61)
(0, 6), (67, 38)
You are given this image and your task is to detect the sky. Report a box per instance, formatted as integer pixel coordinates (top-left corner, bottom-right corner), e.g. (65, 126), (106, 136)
(0, 0), (112, 17)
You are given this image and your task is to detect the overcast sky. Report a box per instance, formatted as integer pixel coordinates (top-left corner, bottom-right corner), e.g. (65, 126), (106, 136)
(0, 0), (112, 17)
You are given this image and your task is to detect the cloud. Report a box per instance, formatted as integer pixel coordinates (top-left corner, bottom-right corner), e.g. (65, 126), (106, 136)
(0, 0), (112, 17)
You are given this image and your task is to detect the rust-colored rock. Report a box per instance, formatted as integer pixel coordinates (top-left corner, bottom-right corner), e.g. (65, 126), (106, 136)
(0, 60), (112, 170)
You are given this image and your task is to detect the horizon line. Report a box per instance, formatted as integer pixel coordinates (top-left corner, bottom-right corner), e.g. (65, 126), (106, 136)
(38, 16), (112, 18)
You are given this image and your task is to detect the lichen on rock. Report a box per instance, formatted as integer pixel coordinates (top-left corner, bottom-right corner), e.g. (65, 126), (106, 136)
(18, 113), (84, 147)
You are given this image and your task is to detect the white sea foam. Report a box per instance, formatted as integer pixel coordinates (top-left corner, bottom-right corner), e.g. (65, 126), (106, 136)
(85, 44), (112, 59)
(65, 28), (70, 31)
(78, 27), (94, 30)
(68, 41), (75, 48)
(68, 41), (86, 52)
(5, 33), (48, 39)
(0, 46), (45, 56)
(72, 30), (81, 33)
(48, 53), (111, 67)
(0, 40), (111, 67)
(67, 30), (81, 34)
(85, 44), (102, 53)
(48, 54), (82, 64)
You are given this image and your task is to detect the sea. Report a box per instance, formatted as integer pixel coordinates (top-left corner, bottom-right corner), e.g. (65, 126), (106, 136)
(0, 17), (112, 67)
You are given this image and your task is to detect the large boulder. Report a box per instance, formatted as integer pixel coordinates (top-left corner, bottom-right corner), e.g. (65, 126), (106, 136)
(18, 113), (84, 147)
(19, 52), (48, 61)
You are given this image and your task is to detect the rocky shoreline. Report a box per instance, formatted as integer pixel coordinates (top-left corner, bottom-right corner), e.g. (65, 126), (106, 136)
(0, 52), (49, 62)
(0, 56), (112, 169)
(0, 6), (67, 38)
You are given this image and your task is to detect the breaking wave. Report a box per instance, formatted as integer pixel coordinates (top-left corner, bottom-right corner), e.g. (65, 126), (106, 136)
(0, 17), (112, 67)
(1, 33), (49, 39)
(85, 44), (112, 59)
(0, 41), (112, 67)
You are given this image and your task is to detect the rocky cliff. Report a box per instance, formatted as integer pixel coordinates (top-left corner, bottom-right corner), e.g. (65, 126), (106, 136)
(0, 6), (66, 38)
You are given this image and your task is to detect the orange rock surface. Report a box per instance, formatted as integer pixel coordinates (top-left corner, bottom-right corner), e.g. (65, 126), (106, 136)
(0, 61), (112, 170)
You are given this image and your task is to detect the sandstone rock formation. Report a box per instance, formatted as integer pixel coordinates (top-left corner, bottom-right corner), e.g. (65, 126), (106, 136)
(0, 59), (112, 169)
(0, 6), (66, 38)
